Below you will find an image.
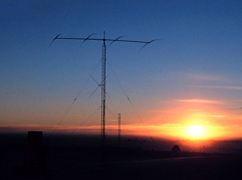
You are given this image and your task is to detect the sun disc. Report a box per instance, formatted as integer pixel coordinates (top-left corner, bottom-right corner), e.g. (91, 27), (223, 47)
(188, 125), (203, 137)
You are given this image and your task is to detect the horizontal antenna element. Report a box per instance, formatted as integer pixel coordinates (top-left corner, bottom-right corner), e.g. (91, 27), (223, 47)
(52, 34), (159, 49)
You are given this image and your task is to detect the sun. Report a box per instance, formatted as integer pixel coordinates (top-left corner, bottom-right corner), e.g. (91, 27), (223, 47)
(188, 125), (204, 138)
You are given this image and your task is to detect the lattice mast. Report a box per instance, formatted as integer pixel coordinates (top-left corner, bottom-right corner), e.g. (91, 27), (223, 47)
(51, 32), (157, 148)
(101, 33), (106, 147)
(118, 113), (121, 147)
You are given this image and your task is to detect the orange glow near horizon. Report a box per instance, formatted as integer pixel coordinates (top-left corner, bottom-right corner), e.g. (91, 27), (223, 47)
(0, 123), (241, 140)
(1, 102), (242, 141)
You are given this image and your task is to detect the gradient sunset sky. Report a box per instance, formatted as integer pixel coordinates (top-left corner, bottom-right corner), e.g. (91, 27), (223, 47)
(1, 0), (242, 140)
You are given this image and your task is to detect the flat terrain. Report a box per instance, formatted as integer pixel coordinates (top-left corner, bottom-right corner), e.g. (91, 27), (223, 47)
(1, 153), (242, 180)
(0, 133), (242, 180)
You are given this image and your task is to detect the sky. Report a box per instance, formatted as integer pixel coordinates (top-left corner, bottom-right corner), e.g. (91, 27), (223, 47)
(1, 0), (242, 140)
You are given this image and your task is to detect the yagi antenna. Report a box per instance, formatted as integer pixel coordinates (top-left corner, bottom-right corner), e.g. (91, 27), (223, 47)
(51, 32), (157, 149)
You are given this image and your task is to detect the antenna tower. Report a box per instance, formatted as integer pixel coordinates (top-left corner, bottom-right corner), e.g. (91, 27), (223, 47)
(52, 32), (156, 148)
(118, 113), (121, 147)
(101, 33), (106, 147)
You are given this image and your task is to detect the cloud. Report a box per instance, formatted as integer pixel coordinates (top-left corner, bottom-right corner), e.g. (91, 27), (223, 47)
(159, 123), (182, 128)
(208, 114), (226, 118)
(176, 99), (223, 104)
(192, 85), (242, 90)
(186, 74), (223, 81)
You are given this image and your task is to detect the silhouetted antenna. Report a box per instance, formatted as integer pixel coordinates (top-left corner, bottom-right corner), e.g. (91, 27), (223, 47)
(52, 32), (157, 149)
(118, 113), (121, 147)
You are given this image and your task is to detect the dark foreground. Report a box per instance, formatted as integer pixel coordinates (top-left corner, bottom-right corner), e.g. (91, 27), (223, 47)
(0, 133), (242, 180)
(2, 153), (242, 180)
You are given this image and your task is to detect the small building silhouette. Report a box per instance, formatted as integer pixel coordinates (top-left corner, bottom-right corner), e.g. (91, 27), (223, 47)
(171, 145), (181, 157)
(23, 131), (46, 177)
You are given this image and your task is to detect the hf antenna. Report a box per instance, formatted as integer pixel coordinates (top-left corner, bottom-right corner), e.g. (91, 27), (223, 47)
(52, 32), (157, 149)
(118, 113), (121, 147)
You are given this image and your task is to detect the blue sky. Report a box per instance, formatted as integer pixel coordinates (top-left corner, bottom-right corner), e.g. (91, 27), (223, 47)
(1, 0), (242, 139)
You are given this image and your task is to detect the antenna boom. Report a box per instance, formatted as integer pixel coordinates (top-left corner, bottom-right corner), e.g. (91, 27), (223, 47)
(54, 36), (154, 44)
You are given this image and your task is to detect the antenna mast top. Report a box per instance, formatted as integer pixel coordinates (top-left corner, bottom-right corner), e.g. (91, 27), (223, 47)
(103, 31), (106, 42)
